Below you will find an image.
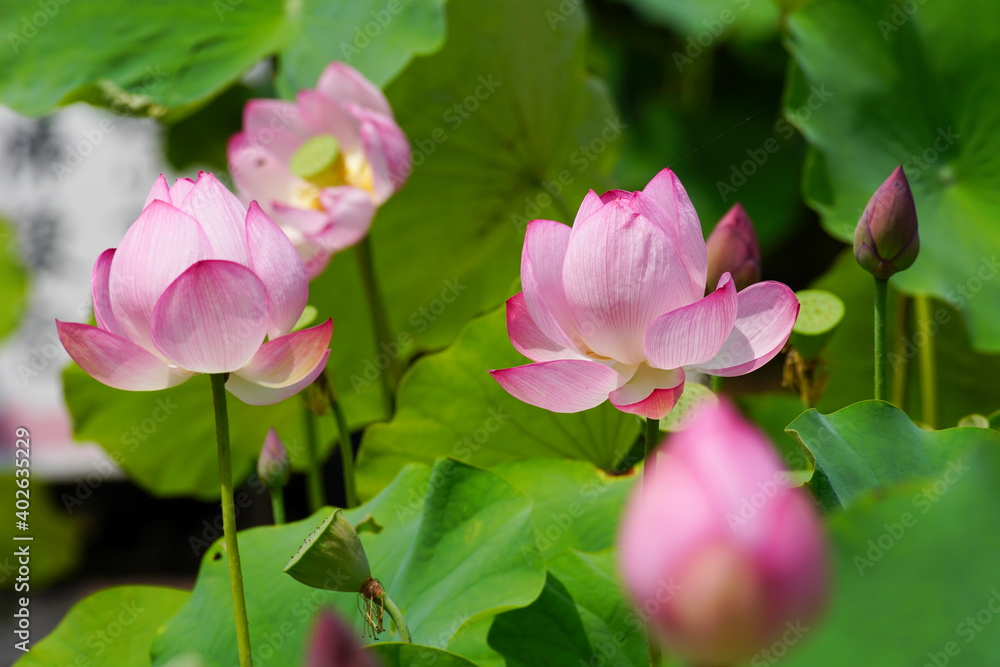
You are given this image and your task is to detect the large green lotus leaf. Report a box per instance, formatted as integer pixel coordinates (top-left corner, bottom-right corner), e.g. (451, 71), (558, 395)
(62, 367), (336, 500)
(811, 250), (1000, 427)
(0, 0), (446, 119)
(784, 0), (1000, 351)
(1, 475), (81, 589)
(355, 306), (641, 500)
(0, 218), (26, 340)
(491, 459), (636, 563)
(490, 550), (647, 667)
(15, 586), (189, 666)
(613, 0), (780, 41)
(306, 0), (620, 421)
(152, 460), (545, 664)
(780, 444), (1000, 666)
(368, 644), (478, 667)
(785, 401), (1000, 508)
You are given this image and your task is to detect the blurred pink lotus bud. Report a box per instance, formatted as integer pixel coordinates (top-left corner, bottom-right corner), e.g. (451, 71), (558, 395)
(258, 428), (290, 489)
(56, 172), (332, 406)
(228, 62), (410, 278)
(854, 166), (919, 279)
(489, 169), (798, 419)
(706, 202), (761, 293)
(617, 399), (828, 665)
(306, 609), (381, 667)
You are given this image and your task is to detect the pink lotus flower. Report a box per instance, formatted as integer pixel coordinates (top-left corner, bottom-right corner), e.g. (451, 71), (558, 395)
(228, 62), (410, 278)
(56, 172), (333, 406)
(489, 169), (799, 419)
(618, 399), (828, 665)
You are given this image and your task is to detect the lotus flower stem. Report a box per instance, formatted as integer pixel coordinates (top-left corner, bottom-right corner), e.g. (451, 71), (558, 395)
(644, 416), (663, 667)
(381, 590), (412, 643)
(710, 375), (722, 393)
(873, 277), (889, 401)
(303, 409), (326, 513)
(321, 373), (359, 508)
(891, 293), (911, 409)
(914, 295), (938, 428)
(355, 236), (399, 413)
(210, 373), (253, 667)
(270, 487), (286, 525)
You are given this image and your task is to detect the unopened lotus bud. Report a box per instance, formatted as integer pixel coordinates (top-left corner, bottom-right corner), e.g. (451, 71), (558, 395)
(285, 509), (372, 593)
(705, 203), (761, 293)
(306, 609), (382, 667)
(258, 428), (290, 490)
(618, 399), (829, 665)
(854, 166), (919, 279)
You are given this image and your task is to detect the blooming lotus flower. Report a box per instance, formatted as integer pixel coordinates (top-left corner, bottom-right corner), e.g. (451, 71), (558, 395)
(618, 399), (828, 665)
(489, 169), (799, 419)
(56, 172), (333, 406)
(706, 202), (761, 292)
(854, 165), (919, 279)
(228, 62), (410, 278)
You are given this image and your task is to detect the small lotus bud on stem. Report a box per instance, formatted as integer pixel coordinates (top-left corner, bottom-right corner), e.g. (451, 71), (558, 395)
(853, 166), (919, 279)
(705, 203), (761, 293)
(258, 428), (291, 490)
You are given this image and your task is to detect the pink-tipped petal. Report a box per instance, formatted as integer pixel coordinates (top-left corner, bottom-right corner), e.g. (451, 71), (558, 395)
(348, 102), (410, 198)
(243, 99), (310, 163)
(521, 219), (582, 351)
(644, 274), (738, 370)
(295, 90), (361, 152)
(175, 172), (250, 265)
(316, 62), (393, 117)
(227, 320), (333, 405)
(108, 200), (213, 352)
(599, 189), (632, 204)
(227, 132), (299, 213)
(91, 249), (122, 336)
(489, 359), (622, 413)
(228, 350), (330, 406)
(642, 169), (708, 295)
(562, 201), (681, 364)
(609, 366), (685, 419)
(56, 321), (191, 391)
(506, 292), (584, 363)
(168, 177), (196, 207)
(245, 202), (308, 338)
(150, 260), (268, 373)
(688, 281), (799, 377)
(143, 174), (172, 208)
(574, 190), (604, 225)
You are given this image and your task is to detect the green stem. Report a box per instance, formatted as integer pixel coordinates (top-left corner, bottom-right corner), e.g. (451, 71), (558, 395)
(355, 236), (398, 413)
(381, 591), (412, 643)
(914, 295), (939, 428)
(874, 277), (889, 401)
(303, 409), (325, 513)
(643, 416), (662, 667)
(210, 374), (253, 667)
(891, 293), (911, 409)
(323, 374), (358, 508)
(270, 486), (286, 525)
(710, 375), (722, 394)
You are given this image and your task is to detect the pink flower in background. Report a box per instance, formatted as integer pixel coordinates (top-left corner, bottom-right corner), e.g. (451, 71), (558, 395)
(228, 62), (411, 278)
(56, 172), (332, 406)
(489, 169), (798, 419)
(618, 399), (828, 665)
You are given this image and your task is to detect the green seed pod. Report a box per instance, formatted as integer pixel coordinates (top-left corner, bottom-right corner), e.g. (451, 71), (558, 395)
(284, 509), (372, 593)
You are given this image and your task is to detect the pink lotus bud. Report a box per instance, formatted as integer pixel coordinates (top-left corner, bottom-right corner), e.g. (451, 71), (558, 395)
(617, 399), (828, 665)
(306, 609), (381, 667)
(257, 428), (290, 489)
(854, 166), (919, 279)
(705, 203), (761, 293)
